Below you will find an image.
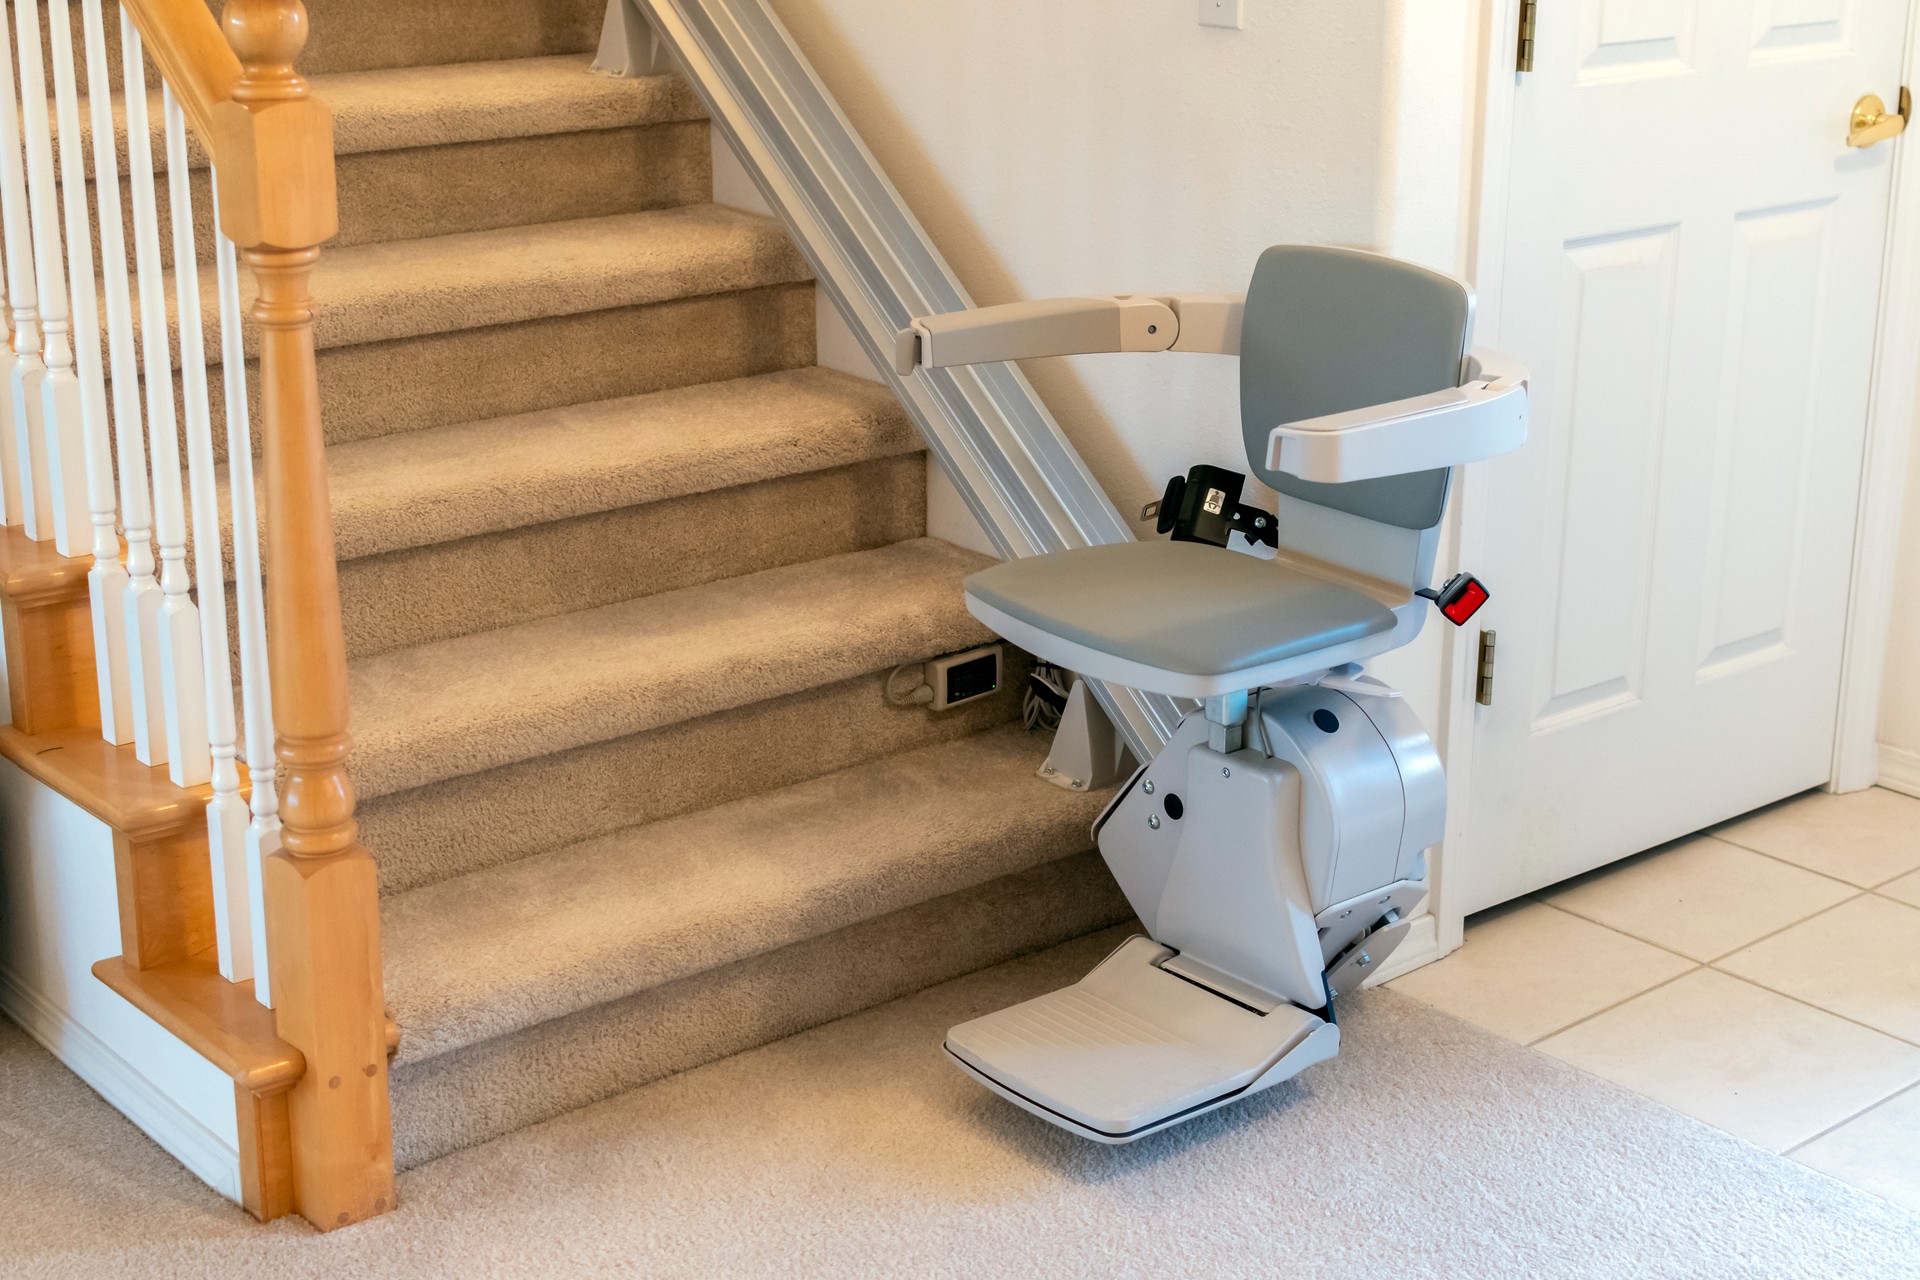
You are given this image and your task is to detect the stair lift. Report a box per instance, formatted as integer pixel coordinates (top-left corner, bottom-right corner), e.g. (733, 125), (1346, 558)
(895, 246), (1529, 1143)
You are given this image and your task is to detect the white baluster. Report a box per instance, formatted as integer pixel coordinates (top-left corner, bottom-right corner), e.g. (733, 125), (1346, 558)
(213, 166), (278, 1003)
(126, 37), (206, 786)
(0, 1), (45, 536)
(168, 94), (246, 978)
(117, 12), (168, 759)
(49, 0), (131, 741)
(13, 0), (89, 556)
(98, 5), (166, 760)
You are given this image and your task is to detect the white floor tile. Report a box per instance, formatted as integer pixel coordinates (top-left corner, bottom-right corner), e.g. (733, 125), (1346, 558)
(1535, 969), (1920, 1152)
(1716, 895), (1920, 1043)
(1387, 901), (1694, 1045)
(1880, 869), (1920, 910)
(1714, 787), (1920, 888)
(1793, 1084), (1920, 1215)
(1541, 835), (1858, 962)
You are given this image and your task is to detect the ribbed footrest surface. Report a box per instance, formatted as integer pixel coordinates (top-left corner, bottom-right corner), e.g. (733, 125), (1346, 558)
(945, 936), (1335, 1142)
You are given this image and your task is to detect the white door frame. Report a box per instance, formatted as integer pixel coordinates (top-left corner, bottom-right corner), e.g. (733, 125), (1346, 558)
(1429, 0), (1920, 954)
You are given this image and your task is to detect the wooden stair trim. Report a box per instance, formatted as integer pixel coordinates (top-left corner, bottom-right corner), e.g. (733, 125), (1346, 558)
(0, 724), (247, 841)
(93, 953), (304, 1094)
(0, 524), (91, 608)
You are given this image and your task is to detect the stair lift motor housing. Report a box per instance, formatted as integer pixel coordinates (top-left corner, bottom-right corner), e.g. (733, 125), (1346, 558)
(946, 679), (1442, 1143)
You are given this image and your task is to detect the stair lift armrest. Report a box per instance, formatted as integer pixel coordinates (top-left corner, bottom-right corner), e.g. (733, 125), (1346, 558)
(1264, 352), (1530, 484)
(893, 293), (1245, 373)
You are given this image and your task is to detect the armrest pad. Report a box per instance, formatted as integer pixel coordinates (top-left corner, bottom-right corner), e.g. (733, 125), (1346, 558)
(1265, 352), (1529, 483)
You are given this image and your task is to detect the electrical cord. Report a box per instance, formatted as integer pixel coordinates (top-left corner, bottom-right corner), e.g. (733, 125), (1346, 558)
(1023, 662), (1071, 733)
(884, 663), (934, 707)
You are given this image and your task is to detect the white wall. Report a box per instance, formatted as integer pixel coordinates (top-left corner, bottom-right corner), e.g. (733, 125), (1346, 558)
(747, 0), (1483, 720)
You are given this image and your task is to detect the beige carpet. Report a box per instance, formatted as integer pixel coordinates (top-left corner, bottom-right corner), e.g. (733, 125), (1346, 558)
(5, 926), (1917, 1279)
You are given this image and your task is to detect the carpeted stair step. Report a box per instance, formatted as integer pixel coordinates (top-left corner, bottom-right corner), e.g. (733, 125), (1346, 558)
(364, 660), (1034, 896)
(157, 205), (815, 452)
(212, 368), (925, 656)
(347, 536), (998, 802)
(323, 368), (917, 561)
(379, 725), (1124, 1162)
(71, 60), (711, 268)
(58, 0), (607, 80)
(389, 846), (1127, 1168)
(154, 204), (808, 364)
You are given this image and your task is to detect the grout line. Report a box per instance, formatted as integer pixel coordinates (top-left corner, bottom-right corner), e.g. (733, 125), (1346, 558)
(1523, 961), (1703, 1048)
(1539, 887), (1869, 967)
(1784, 1077), (1920, 1156)
(1697, 832), (1863, 889)
(1709, 969), (1920, 1052)
(1703, 831), (1896, 890)
(1696, 889), (1869, 964)
(1526, 900), (1700, 965)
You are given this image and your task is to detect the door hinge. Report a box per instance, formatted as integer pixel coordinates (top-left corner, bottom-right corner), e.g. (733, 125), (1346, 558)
(1515, 0), (1538, 73)
(1475, 629), (1497, 706)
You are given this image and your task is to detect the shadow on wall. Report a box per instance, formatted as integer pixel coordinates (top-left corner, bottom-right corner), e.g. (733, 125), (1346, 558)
(763, 0), (1394, 519)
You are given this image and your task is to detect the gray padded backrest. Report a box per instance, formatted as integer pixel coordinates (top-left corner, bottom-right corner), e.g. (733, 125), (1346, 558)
(1240, 246), (1472, 530)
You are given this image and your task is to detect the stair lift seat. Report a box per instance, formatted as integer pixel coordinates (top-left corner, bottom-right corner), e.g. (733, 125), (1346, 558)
(963, 541), (1398, 699)
(899, 245), (1528, 1144)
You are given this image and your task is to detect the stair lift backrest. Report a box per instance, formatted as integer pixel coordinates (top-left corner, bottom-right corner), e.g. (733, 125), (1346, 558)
(1240, 246), (1475, 594)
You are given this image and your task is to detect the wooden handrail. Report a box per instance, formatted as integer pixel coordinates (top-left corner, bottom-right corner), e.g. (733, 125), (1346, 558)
(119, 0), (388, 1232)
(116, 0), (241, 149)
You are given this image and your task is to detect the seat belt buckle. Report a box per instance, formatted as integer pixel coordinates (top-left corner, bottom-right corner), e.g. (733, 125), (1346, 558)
(1418, 573), (1489, 626)
(1143, 465), (1278, 549)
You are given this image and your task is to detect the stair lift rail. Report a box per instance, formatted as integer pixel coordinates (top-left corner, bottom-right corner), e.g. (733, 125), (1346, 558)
(0, 0), (393, 1230)
(608, 0), (1185, 761)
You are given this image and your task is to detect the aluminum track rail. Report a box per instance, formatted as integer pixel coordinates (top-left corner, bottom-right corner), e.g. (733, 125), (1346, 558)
(630, 0), (1183, 760)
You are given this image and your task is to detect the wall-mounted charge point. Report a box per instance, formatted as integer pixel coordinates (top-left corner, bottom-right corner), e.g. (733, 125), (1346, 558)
(1199, 0), (1244, 30)
(928, 644), (1003, 711)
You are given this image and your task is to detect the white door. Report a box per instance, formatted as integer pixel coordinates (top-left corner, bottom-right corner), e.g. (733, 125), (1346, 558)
(1461, 0), (1908, 911)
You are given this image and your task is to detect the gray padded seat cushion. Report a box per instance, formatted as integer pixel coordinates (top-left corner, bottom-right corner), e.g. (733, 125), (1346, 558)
(964, 542), (1396, 679)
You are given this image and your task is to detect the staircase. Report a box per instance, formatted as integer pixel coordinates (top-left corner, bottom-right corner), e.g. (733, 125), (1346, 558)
(261, 1), (1128, 1168)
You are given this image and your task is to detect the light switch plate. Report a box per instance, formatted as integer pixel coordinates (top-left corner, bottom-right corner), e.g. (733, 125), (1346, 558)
(1199, 0), (1244, 29)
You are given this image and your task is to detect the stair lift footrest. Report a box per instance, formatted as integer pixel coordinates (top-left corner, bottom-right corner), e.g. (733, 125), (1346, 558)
(945, 937), (1337, 1143)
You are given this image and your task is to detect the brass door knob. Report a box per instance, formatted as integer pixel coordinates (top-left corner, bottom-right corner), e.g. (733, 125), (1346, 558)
(1848, 87), (1910, 148)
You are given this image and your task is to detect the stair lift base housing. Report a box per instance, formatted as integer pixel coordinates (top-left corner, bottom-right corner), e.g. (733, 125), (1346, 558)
(946, 682), (1442, 1142)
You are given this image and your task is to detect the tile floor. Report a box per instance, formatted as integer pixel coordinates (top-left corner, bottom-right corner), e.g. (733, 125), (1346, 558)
(1390, 785), (1920, 1214)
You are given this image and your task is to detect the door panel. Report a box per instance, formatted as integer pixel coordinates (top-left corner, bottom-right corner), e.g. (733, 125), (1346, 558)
(1462, 0), (1905, 910)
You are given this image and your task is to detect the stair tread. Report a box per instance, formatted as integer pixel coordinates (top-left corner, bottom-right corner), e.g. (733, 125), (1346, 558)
(64, 59), (703, 176)
(303, 205), (808, 350)
(322, 57), (707, 154)
(349, 538), (997, 800)
(382, 724), (1105, 1065)
(319, 369), (918, 561)
(145, 204), (810, 361)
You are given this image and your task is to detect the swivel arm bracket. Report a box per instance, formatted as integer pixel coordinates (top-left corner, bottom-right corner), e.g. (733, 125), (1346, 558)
(895, 293), (1245, 373)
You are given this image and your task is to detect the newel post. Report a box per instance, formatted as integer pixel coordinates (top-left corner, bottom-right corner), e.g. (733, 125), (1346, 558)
(219, 0), (394, 1229)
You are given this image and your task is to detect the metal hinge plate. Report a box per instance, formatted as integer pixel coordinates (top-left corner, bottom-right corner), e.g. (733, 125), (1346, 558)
(1476, 629), (1497, 706)
(1516, 0), (1538, 73)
